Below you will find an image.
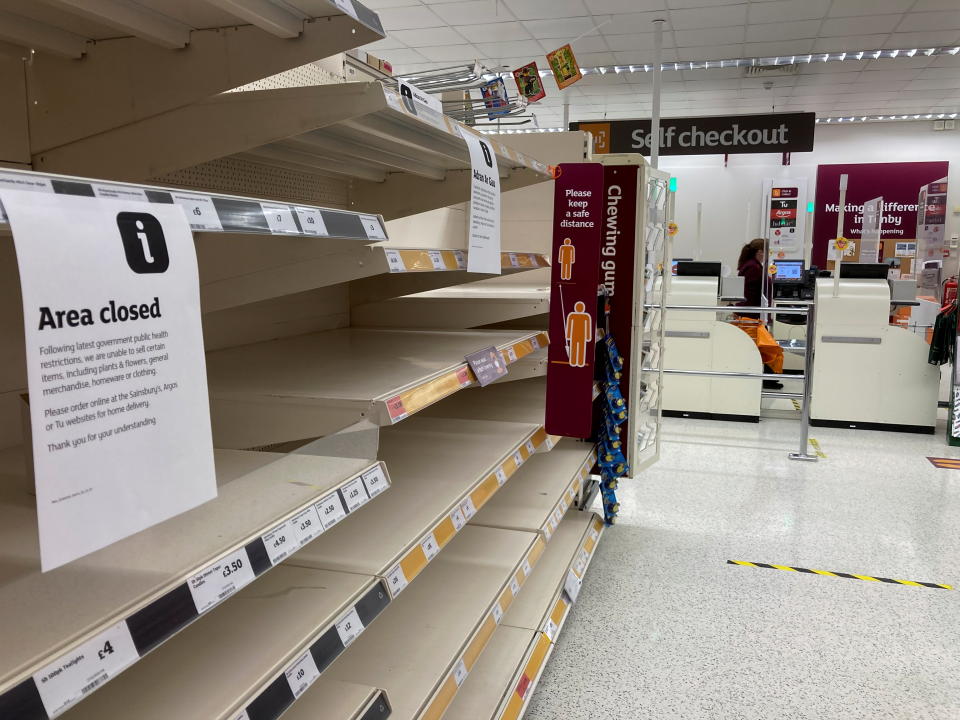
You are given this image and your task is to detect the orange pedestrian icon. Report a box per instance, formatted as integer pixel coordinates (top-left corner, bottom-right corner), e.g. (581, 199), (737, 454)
(565, 300), (592, 367)
(558, 238), (575, 280)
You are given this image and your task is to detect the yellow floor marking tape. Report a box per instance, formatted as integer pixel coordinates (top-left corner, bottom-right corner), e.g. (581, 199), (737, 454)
(808, 438), (827, 458)
(727, 561), (951, 590)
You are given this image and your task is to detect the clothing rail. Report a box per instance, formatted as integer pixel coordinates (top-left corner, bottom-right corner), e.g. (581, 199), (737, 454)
(643, 302), (818, 462)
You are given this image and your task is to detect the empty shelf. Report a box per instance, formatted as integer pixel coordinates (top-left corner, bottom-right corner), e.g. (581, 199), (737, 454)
(420, 376), (548, 427)
(0, 448), (385, 719)
(282, 679), (391, 720)
(208, 328), (548, 449)
(62, 564), (389, 720)
(323, 525), (545, 720)
(443, 626), (551, 720)
(289, 416), (547, 598)
(470, 438), (596, 541)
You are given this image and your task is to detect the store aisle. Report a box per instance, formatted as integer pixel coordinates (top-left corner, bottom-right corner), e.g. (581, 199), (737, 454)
(526, 417), (960, 720)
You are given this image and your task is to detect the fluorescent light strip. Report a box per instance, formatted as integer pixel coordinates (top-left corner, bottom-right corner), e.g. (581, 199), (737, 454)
(513, 46), (960, 80)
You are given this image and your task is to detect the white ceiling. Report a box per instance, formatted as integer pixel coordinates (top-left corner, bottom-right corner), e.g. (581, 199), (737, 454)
(362, 0), (960, 126)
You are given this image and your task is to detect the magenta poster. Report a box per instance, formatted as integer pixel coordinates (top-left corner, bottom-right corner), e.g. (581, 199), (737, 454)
(546, 163), (604, 438)
(812, 161), (949, 267)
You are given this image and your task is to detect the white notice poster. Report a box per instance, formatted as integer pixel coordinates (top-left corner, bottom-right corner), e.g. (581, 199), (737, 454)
(458, 127), (502, 274)
(2, 189), (216, 570)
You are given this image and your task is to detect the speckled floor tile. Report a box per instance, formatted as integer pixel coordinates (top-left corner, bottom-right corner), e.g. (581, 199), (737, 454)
(524, 417), (960, 720)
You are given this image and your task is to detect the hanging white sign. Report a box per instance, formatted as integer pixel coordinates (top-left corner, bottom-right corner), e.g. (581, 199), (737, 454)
(2, 189), (216, 570)
(458, 128), (502, 274)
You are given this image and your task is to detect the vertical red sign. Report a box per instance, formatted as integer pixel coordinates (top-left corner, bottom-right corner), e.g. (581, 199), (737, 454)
(546, 163), (604, 438)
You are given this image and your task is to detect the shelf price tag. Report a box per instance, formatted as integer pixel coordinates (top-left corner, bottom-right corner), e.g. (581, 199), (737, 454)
(506, 346), (518, 363)
(450, 507), (466, 531)
(284, 651), (320, 699)
(543, 618), (559, 642)
(316, 492), (347, 530)
(359, 214), (387, 240)
(453, 659), (468, 687)
(525, 440), (536, 455)
(460, 496), (477, 520)
(231, 711), (250, 720)
(530, 336), (541, 351)
(262, 519), (297, 565)
(513, 451), (524, 468)
(386, 395), (408, 422)
(171, 192), (223, 231)
(336, 607), (365, 647)
(291, 506), (323, 546)
(563, 569), (582, 603)
(427, 250), (446, 270)
(188, 548), (255, 614)
(92, 183), (148, 202)
(492, 602), (503, 624)
(33, 621), (138, 718)
(522, 559), (532, 577)
(420, 533), (440, 561)
(260, 204), (299, 234)
(294, 206), (329, 236)
(384, 249), (406, 272)
(456, 366), (472, 386)
(495, 467), (507, 486)
(548, 515), (558, 532)
(574, 548), (589, 575)
(508, 252), (521, 268)
(510, 577), (521, 597)
(386, 564), (408, 596)
(361, 466), (388, 498)
(454, 250), (467, 269)
(552, 507), (564, 527)
(589, 527), (600, 543)
(340, 477), (369, 512)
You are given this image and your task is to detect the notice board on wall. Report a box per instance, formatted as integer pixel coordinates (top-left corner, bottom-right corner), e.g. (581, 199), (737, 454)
(811, 161), (949, 268)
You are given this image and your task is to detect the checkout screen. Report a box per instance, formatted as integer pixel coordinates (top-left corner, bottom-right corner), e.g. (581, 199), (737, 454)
(774, 261), (803, 280)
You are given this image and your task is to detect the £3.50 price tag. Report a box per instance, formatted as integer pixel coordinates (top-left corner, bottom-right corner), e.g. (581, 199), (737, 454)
(290, 506), (323, 547)
(33, 621), (139, 717)
(284, 651), (321, 699)
(336, 607), (365, 648)
(188, 547), (255, 614)
(316, 492), (346, 530)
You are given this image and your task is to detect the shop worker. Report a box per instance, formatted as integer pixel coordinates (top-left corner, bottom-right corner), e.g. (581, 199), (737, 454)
(733, 238), (785, 390)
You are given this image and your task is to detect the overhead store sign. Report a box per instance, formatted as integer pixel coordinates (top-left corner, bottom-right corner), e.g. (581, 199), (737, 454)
(571, 112), (815, 155)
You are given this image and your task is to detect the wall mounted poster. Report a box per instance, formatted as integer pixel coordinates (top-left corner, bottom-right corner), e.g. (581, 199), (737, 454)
(859, 196), (883, 263)
(811, 161), (949, 268)
(0, 187), (216, 571)
(546, 44), (582, 90)
(458, 127), (502, 274)
(513, 61), (546, 103)
(546, 163), (603, 438)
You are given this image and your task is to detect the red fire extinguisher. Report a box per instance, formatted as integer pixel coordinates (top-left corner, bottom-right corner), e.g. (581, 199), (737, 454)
(943, 275), (958, 308)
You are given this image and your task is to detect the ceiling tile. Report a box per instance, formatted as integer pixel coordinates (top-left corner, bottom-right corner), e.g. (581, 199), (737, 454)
(362, 36), (408, 51)
(473, 39), (539, 57)
(600, 12), (667, 35)
(884, 31), (960, 48)
(556, 35), (611, 54)
(912, 0), (960, 9)
(604, 32), (662, 51)
(674, 27), (744, 47)
(820, 14), (902, 36)
(391, 26), (467, 46)
(502, 0), (590, 20)
(742, 39), (815, 56)
(613, 48), (678, 64)
(674, 43), (744, 60)
(811, 35), (889, 53)
(574, 50), (618, 65)
(585, 0), (666, 12)
(746, 19), (821, 42)
(370, 47), (428, 65)
(431, 1), (517, 25)
(376, 5), (446, 31)
(362, 0), (416, 7)
(747, 0), (829, 23)
(895, 10), (960, 32)
(668, 3), (747, 29)
(414, 43), (481, 61)
(828, 0), (912, 16)
(523, 16), (601, 39)
(455, 21), (531, 42)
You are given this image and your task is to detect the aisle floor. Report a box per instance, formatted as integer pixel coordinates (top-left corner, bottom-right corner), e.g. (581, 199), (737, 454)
(526, 417), (960, 720)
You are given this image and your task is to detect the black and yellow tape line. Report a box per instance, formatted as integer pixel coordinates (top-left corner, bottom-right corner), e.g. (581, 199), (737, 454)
(808, 438), (826, 458)
(791, 399), (801, 412)
(727, 560), (952, 590)
(928, 456), (960, 469)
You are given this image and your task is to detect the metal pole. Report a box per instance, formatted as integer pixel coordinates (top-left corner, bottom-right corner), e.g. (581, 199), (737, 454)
(644, 368), (804, 381)
(644, 303), (810, 314)
(789, 300), (818, 461)
(833, 173), (848, 297)
(650, 18), (665, 169)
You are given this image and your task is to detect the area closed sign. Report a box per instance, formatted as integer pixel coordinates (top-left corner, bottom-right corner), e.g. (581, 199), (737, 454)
(572, 112), (815, 156)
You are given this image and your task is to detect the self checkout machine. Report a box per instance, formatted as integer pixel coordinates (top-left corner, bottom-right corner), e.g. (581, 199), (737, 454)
(811, 263), (939, 432)
(770, 260), (819, 371)
(661, 261), (763, 421)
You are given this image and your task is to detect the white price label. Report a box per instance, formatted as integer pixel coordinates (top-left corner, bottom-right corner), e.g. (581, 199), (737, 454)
(564, 569), (582, 603)
(336, 607), (365, 647)
(553, 507), (564, 526)
(188, 548), (255, 614)
(285, 651), (320, 698)
(427, 250), (446, 270)
(543, 618), (558, 642)
(359, 214), (387, 239)
(386, 564), (408, 596)
(506, 346), (518, 363)
(421, 533), (440, 561)
(510, 578), (521, 597)
(361, 466), (388, 498)
(384, 249), (406, 272)
(589, 527), (600, 542)
(525, 440), (536, 454)
(294, 206), (329, 236)
(33, 621), (138, 717)
(574, 548), (589, 575)
(291, 506), (323, 546)
(450, 507), (466, 531)
(522, 559), (532, 577)
(261, 203), (299, 234)
(508, 252), (520, 267)
(460, 496), (477, 520)
(492, 602), (503, 624)
(543, 525), (553, 541)
(454, 250), (467, 268)
(316, 492), (346, 530)
(171, 193), (223, 231)
(530, 336), (540, 351)
(0, 172), (53, 220)
(495, 467), (507, 486)
(331, 0), (358, 20)
(514, 451), (523, 467)
(545, 436), (554, 450)
(549, 515), (558, 532)
(231, 711), (250, 720)
(92, 183), (148, 202)
(262, 519), (297, 566)
(453, 659), (468, 687)
(341, 477), (369, 512)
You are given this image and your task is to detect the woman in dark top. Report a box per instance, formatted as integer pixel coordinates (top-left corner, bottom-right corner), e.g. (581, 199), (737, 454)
(734, 238), (784, 389)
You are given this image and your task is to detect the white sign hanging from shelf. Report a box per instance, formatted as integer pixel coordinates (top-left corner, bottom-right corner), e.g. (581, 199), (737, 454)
(458, 127), (502, 274)
(1, 189), (216, 571)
